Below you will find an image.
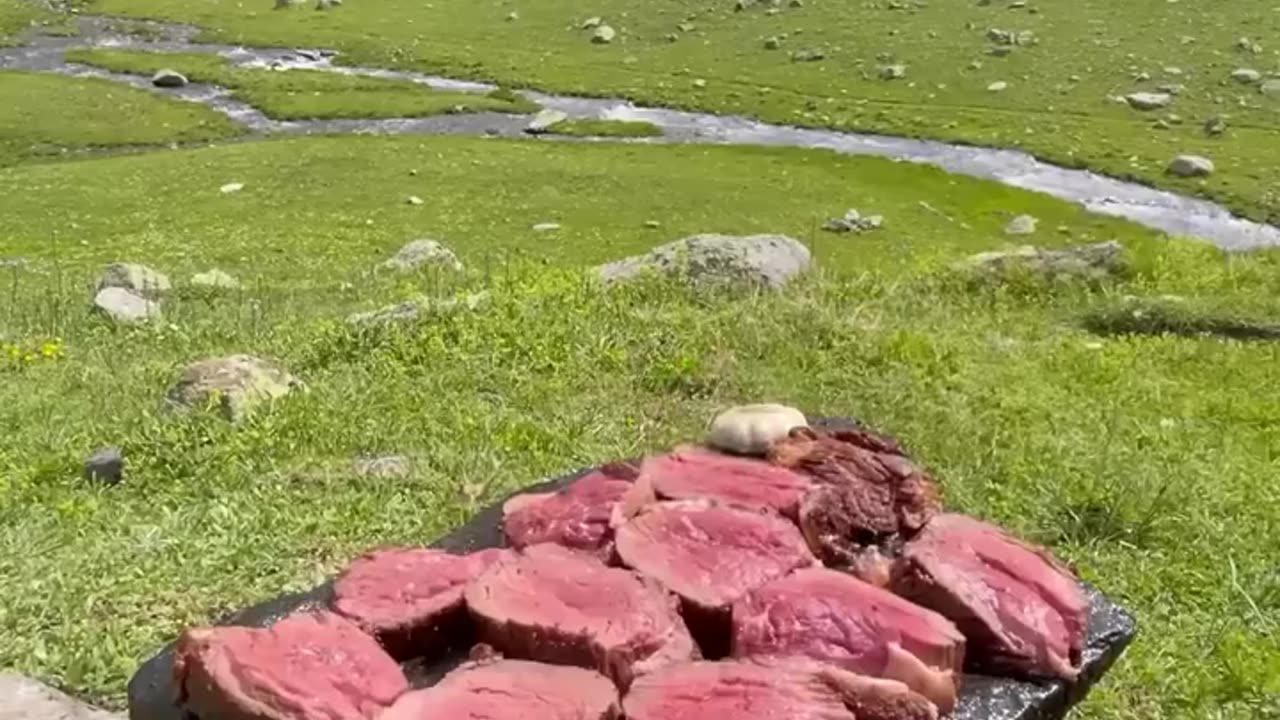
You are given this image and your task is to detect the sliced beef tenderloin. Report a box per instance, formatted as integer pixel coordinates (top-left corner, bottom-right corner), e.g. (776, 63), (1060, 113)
(330, 547), (512, 659)
(502, 461), (640, 558)
(633, 446), (813, 518)
(769, 427), (940, 581)
(173, 611), (407, 720)
(464, 543), (697, 689)
(380, 656), (619, 720)
(890, 513), (1088, 680)
(623, 659), (936, 720)
(614, 500), (818, 657)
(731, 567), (964, 713)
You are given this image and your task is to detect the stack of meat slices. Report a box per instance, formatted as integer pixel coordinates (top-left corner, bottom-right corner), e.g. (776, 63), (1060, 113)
(168, 406), (1091, 720)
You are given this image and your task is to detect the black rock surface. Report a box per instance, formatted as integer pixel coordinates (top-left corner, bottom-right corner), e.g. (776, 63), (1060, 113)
(127, 417), (1137, 720)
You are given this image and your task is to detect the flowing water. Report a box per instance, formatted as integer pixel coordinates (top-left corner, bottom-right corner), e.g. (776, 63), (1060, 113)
(3, 16), (1279, 250)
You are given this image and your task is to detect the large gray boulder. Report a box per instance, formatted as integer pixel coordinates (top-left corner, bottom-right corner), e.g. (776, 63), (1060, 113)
(96, 262), (170, 299)
(1167, 154), (1214, 177)
(379, 239), (462, 273)
(1124, 92), (1172, 111)
(0, 674), (123, 720)
(959, 241), (1127, 283)
(93, 287), (161, 324)
(595, 233), (812, 289)
(166, 355), (302, 422)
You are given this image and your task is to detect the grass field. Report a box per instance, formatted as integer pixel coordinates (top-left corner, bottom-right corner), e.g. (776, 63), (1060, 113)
(63, 48), (540, 120)
(0, 70), (240, 166)
(79, 0), (1280, 223)
(1, 134), (1279, 720)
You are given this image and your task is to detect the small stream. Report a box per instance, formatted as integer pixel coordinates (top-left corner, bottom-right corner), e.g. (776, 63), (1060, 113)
(3, 16), (1279, 251)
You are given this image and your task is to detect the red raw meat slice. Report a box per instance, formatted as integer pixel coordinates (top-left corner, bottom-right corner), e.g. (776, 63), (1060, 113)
(891, 513), (1088, 680)
(173, 611), (407, 720)
(502, 461), (640, 557)
(635, 446), (813, 518)
(731, 567), (965, 712)
(330, 547), (513, 659)
(464, 543), (697, 689)
(380, 656), (619, 720)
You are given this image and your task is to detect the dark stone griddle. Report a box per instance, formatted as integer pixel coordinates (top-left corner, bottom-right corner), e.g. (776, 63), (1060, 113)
(127, 417), (1137, 720)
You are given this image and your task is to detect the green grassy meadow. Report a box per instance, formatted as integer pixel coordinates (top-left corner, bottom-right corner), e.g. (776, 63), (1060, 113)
(0, 1), (1278, 719)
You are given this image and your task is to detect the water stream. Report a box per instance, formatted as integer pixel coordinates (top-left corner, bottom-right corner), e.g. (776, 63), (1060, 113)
(3, 16), (1279, 251)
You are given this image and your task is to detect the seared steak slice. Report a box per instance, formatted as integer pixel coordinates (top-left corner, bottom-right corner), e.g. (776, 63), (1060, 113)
(503, 462), (639, 557)
(731, 567), (964, 713)
(464, 543), (697, 689)
(614, 500), (817, 656)
(173, 611), (407, 720)
(330, 547), (512, 659)
(635, 446), (813, 518)
(890, 513), (1088, 680)
(769, 427), (940, 578)
(380, 657), (619, 720)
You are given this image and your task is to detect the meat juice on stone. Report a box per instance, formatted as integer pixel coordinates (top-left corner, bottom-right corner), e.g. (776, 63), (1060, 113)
(769, 427), (941, 584)
(380, 657), (620, 720)
(463, 543), (697, 689)
(330, 547), (513, 659)
(731, 567), (965, 713)
(613, 500), (818, 657)
(173, 611), (407, 720)
(891, 513), (1088, 680)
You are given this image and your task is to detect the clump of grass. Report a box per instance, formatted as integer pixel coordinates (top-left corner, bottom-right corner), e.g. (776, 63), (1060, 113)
(1083, 298), (1280, 342)
(63, 49), (542, 120)
(545, 118), (663, 138)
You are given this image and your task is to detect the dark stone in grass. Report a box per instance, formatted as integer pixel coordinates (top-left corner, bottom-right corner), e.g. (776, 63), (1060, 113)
(84, 446), (124, 486)
(126, 415), (1137, 720)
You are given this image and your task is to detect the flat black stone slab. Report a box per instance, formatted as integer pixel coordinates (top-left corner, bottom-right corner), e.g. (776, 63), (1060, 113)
(127, 417), (1137, 720)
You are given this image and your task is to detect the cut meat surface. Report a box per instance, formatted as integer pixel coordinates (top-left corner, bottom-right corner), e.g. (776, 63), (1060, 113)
(622, 659), (855, 720)
(330, 547), (512, 659)
(891, 513), (1088, 680)
(769, 427), (940, 576)
(731, 567), (965, 713)
(464, 543), (697, 689)
(502, 461), (640, 557)
(614, 501), (817, 657)
(173, 611), (407, 720)
(380, 657), (619, 720)
(636, 446), (813, 518)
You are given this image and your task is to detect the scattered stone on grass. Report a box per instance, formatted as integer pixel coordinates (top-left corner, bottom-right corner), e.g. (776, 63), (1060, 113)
(93, 287), (161, 324)
(0, 674), (124, 720)
(352, 455), (413, 479)
(506, 10), (519, 21)
(406, 195), (424, 206)
(595, 233), (812, 289)
(191, 269), (240, 290)
(379, 239), (462, 273)
(315, 0), (341, 9)
(791, 48), (825, 62)
(592, 25), (616, 44)
(346, 291), (491, 327)
(532, 222), (561, 232)
(1125, 92), (1171, 111)
(151, 69), (187, 88)
(1230, 68), (1261, 84)
(764, 36), (782, 50)
(644, 220), (662, 229)
(988, 81), (1008, 92)
(959, 240), (1126, 283)
(581, 16), (603, 29)
(526, 108), (569, 134)
(83, 446), (125, 486)
(822, 208), (884, 233)
(219, 182), (244, 194)
(1260, 79), (1280, 96)
(1167, 154), (1214, 178)
(1204, 116), (1227, 136)
(166, 355), (302, 422)
(1004, 214), (1038, 236)
(96, 262), (170, 298)
(879, 64), (907, 80)
(1156, 83), (1184, 95)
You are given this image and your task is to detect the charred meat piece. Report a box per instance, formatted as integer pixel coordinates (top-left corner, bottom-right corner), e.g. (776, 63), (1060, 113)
(173, 611), (407, 720)
(330, 547), (512, 659)
(633, 446), (813, 518)
(731, 567), (964, 713)
(464, 543), (697, 689)
(890, 513), (1088, 680)
(502, 462), (640, 557)
(380, 656), (620, 720)
(769, 427), (940, 578)
(614, 500), (817, 657)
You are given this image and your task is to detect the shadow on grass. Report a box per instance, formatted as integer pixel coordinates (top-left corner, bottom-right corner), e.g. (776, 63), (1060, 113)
(1082, 302), (1280, 343)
